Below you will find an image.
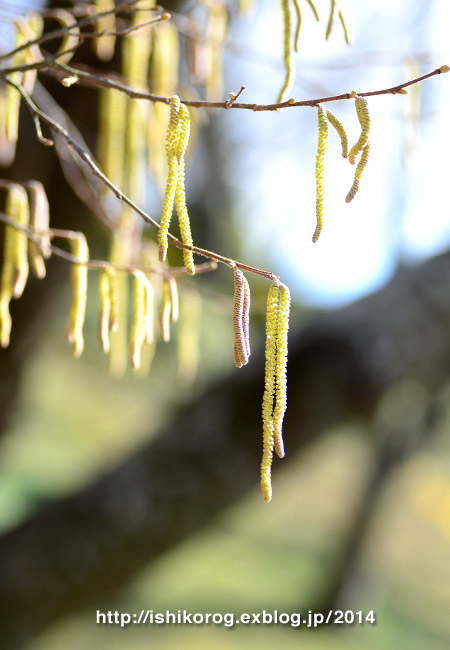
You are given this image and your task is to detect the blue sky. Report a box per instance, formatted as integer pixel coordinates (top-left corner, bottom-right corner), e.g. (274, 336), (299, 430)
(222, 0), (450, 306)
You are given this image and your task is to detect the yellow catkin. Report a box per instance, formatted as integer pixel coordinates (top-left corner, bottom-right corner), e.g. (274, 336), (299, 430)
(273, 283), (291, 459)
(17, 14), (44, 96)
(345, 142), (370, 203)
(66, 233), (89, 359)
(158, 96), (181, 262)
(232, 267), (249, 367)
(144, 278), (154, 344)
(0, 85), (15, 167)
(122, 1), (155, 88)
(94, 0), (116, 61)
(106, 225), (133, 377)
(348, 96), (370, 164)
(326, 109), (349, 158)
(338, 8), (351, 45)
(204, 0), (228, 101)
(174, 104), (195, 274)
(98, 88), (127, 190)
(313, 104), (328, 243)
(130, 271), (149, 370)
(0, 184), (29, 346)
(237, 0), (257, 14)
(51, 10), (80, 65)
(124, 97), (148, 203)
(160, 276), (173, 343)
(167, 275), (179, 323)
(150, 20), (179, 95)
(122, 4), (154, 205)
(26, 180), (50, 279)
(5, 24), (25, 153)
(306, 0), (320, 21)
(325, 0), (336, 40)
(292, 0), (302, 52)
(98, 268), (114, 354)
(7, 183), (30, 298)
(148, 20), (180, 189)
(277, 0), (295, 104)
(261, 283), (281, 502)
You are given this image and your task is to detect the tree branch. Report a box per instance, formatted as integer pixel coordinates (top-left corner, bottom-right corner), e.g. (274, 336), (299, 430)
(39, 61), (449, 111)
(3, 75), (279, 283)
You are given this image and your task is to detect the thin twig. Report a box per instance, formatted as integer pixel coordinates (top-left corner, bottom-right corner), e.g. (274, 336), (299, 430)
(4, 76), (278, 282)
(0, 212), (218, 276)
(0, 0), (153, 64)
(33, 81), (117, 232)
(36, 61), (449, 111)
(225, 85), (246, 108)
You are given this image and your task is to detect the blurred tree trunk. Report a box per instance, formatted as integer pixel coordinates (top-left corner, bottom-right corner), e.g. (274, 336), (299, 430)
(1, 248), (450, 648)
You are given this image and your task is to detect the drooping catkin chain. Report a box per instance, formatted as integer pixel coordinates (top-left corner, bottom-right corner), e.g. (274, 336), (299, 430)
(160, 275), (179, 343)
(313, 104), (328, 243)
(159, 95), (181, 262)
(0, 183), (30, 347)
(173, 104), (195, 274)
(130, 270), (154, 370)
(272, 283), (291, 459)
(325, 0), (351, 45)
(346, 142), (370, 203)
(94, 0), (116, 62)
(261, 281), (291, 501)
(204, 0), (228, 101)
(345, 95), (371, 202)
(159, 97), (195, 271)
(261, 283), (280, 502)
(148, 20), (180, 190)
(232, 267), (251, 367)
(348, 95), (370, 164)
(98, 267), (119, 354)
(26, 180), (51, 279)
(66, 233), (89, 359)
(292, 0), (302, 52)
(277, 0), (295, 103)
(326, 109), (349, 158)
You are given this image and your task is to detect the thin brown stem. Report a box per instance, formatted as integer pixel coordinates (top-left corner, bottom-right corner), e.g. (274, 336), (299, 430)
(36, 61), (448, 111)
(0, 0), (153, 64)
(3, 76), (277, 282)
(0, 212), (217, 276)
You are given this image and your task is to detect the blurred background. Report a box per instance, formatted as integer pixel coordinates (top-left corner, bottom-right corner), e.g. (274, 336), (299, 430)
(1, 0), (450, 648)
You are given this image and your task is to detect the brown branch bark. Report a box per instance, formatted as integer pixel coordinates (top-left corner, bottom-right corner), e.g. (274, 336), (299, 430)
(2, 249), (450, 648)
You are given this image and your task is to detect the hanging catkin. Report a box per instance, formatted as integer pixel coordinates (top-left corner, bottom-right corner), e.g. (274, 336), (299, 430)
(174, 104), (195, 274)
(346, 142), (370, 203)
(326, 109), (349, 158)
(26, 180), (51, 279)
(0, 183), (30, 347)
(66, 233), (89, 359)
(272, 283), (290, 459)
(261, 283), (280, 502)
(131, 271), (153, 370)
(261, 280), (291, 501)
(160, 276), (178, 342)
(232, 267), (251, 367)
(313, 104), (328, 243)
(348, 95), (370, 164)
(159, 96), (181, 262)
(98, 267), (119, 354)
(277, 0), (295, 103)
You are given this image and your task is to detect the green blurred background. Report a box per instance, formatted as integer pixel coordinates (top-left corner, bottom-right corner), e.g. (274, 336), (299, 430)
(1, 0), (450, 648)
